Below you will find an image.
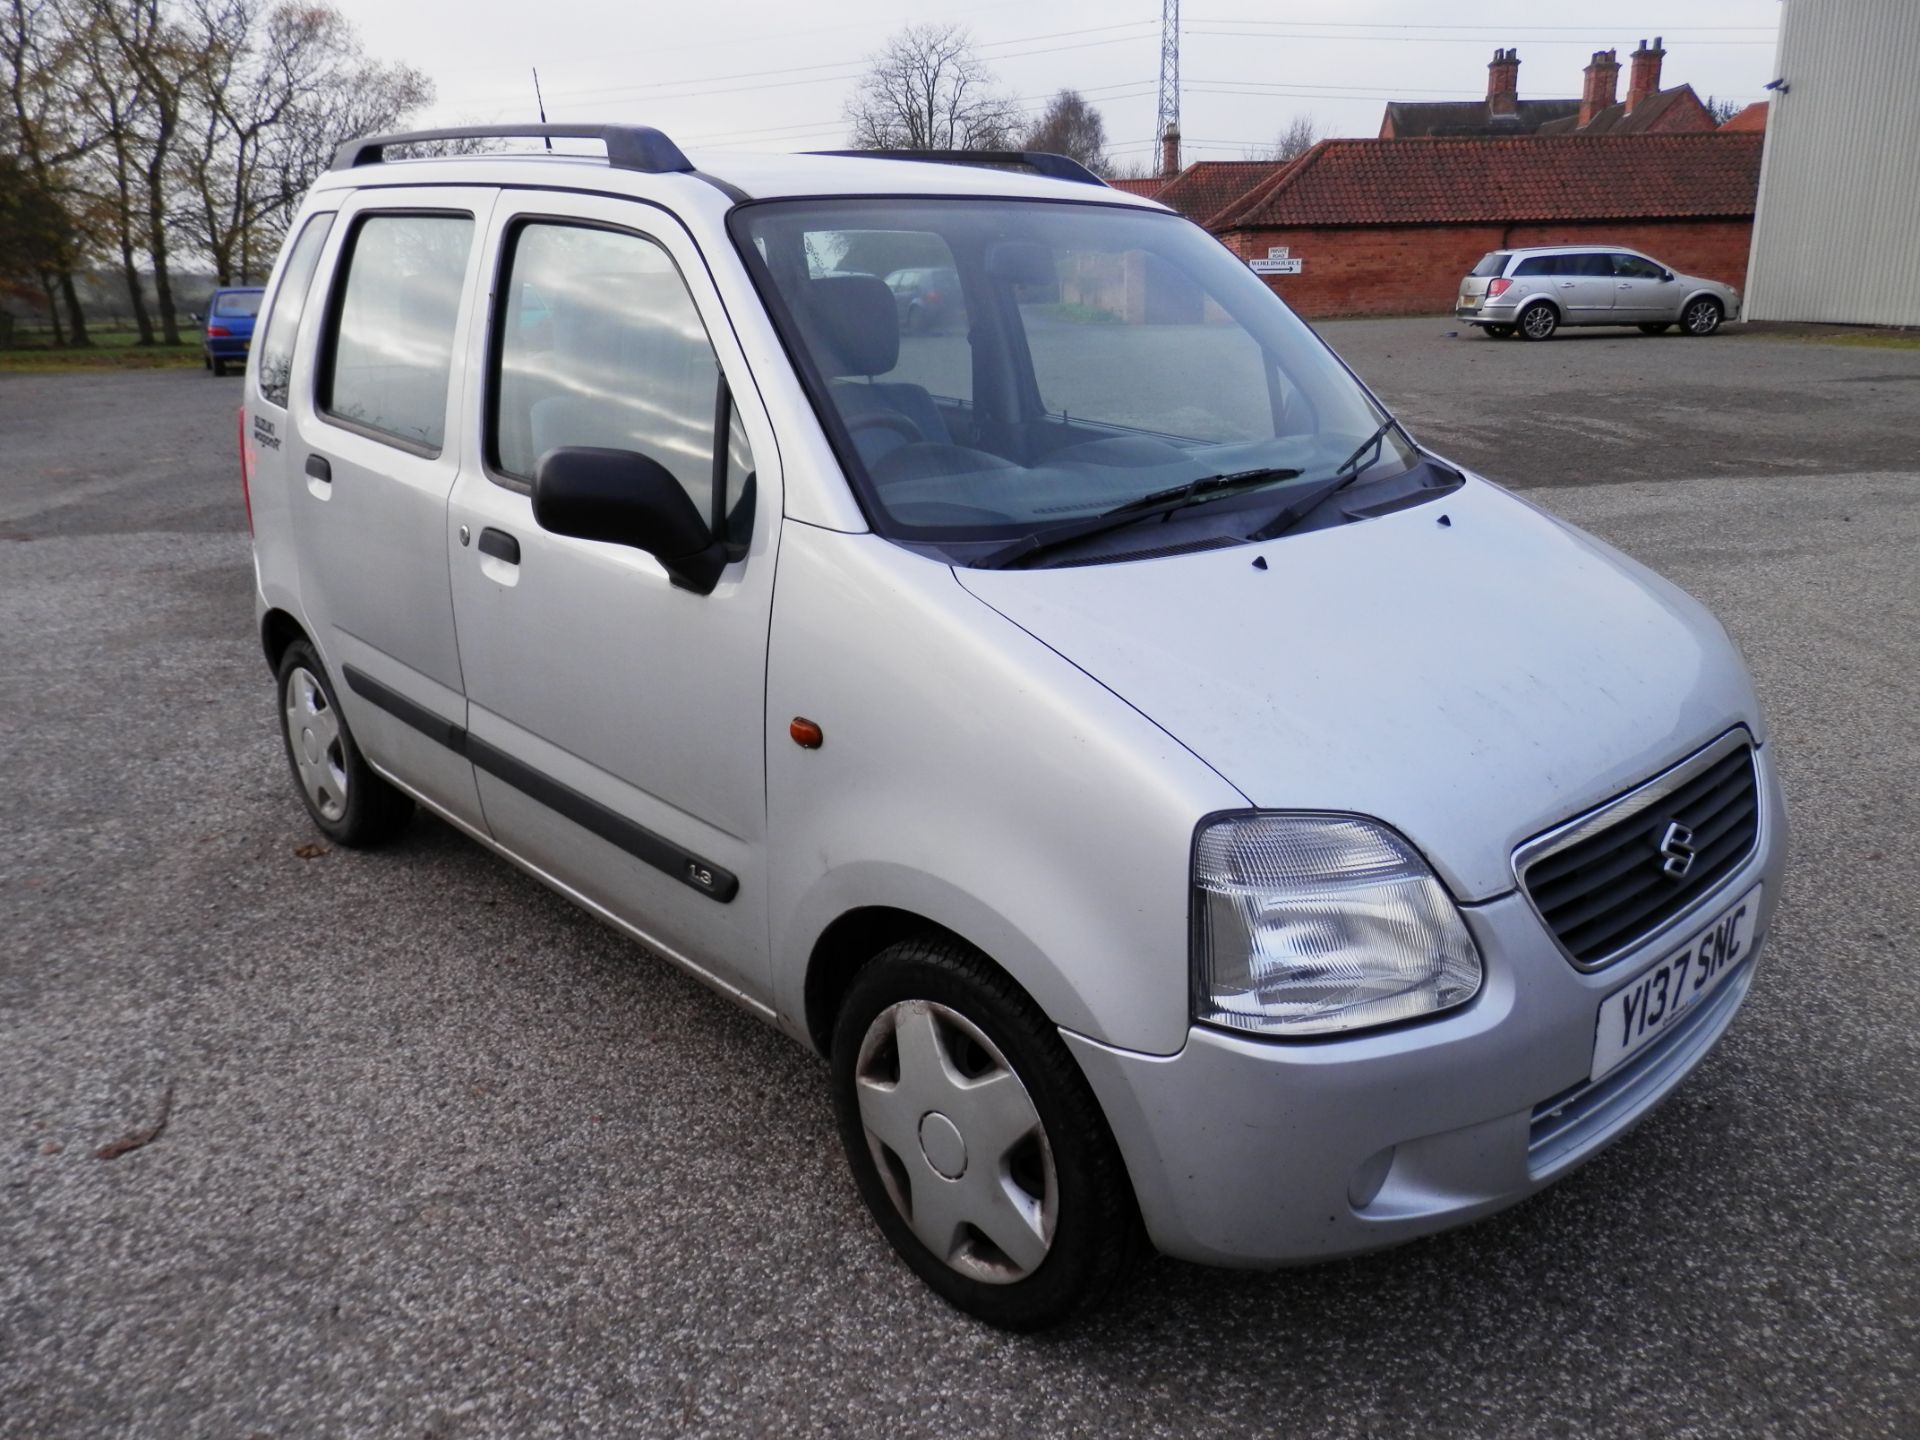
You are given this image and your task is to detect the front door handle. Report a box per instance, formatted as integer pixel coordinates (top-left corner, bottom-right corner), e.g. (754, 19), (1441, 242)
(477, 527), (520, 565)
(304, 454), (332, 499)
(1559, 281), (1576, 289)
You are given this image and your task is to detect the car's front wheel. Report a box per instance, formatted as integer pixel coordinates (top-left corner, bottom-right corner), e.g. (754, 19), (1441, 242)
(276, 640), (413, 846)
(1518, 302), (1559, 341)
(1682, 297), (1724, 336)
(830, 935), (1143, 1330)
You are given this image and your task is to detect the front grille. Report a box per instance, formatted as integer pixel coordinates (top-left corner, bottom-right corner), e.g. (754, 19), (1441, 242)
(1521, 736), (1760, 967)
(1528, 960), (1752, 1175)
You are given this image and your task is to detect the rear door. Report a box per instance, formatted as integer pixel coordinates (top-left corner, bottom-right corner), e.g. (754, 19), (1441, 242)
(288, 186), (496, 830)
(444, 193), (782, 1004)
(1556, 252), (1617, 321)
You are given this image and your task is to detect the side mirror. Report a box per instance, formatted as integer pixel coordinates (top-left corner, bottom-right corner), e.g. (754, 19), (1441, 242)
(1662, 271), (1675, 282)
(532, 446), (726, 594)
(189, 311), (201, 323)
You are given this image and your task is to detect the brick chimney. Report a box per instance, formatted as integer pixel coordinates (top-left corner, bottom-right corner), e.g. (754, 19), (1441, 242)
(1627, 36), (1666, 113)
(1580, 48), (1620, 129)
(1160, 126), (1180, 179)
(1487, 48), (1521, 116)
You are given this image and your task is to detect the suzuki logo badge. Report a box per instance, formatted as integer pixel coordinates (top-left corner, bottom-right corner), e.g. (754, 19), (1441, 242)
(1657, 820), (1697, 882)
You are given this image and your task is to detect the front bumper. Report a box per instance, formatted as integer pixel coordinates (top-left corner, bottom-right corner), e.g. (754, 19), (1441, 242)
(1067, 743), (1788, 1267)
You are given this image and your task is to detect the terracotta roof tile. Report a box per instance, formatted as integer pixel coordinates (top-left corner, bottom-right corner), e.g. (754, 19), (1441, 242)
(1721, 101), (1769, 131)
(1104, 176), (1165, 198)
(1382, 98), (1581, 138)
(1152, 160), (1287, 222)
(1218, 132), (1764, 230)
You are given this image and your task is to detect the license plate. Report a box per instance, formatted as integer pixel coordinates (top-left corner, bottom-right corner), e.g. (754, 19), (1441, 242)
(1590, 884), (1761, 1082)
(1458, 293), (1479, 309)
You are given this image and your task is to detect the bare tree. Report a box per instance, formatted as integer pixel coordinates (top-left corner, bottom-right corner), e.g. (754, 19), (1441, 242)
(178, 2), (430, 284)
(1705, 95), (1741, 126)
(1249, 113), (1321, 164)
(1022, 89), (1109, 174)
(4, 0), (99, 342)
(844, 23), (1018, 151)
(61, 0), (158, 341)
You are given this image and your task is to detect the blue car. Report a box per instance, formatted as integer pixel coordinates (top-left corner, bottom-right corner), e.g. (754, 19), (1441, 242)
(201, 286), (264, 376)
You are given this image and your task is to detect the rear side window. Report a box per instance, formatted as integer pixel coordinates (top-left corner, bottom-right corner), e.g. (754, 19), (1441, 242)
(1513, 256), (1558, 277)
(1569, 253), (1613, 277)
(490, 221), (753, 532)
(256, 215), (334, 408)
(214, 291), (262, 317)
(1471, 252), (1509, 278)
(321, 212), (474, 454)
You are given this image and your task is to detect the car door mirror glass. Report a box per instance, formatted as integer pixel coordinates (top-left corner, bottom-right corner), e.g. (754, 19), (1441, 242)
(532, 445), (727, 594)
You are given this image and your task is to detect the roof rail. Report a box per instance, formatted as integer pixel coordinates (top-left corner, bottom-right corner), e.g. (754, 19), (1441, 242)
(807, 150), (1108, 188)
(330, 124), (693, 175)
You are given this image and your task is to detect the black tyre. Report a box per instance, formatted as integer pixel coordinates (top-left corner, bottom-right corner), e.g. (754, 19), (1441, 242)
(1638, 323), (1672, 335)
(1682, 297), (1723, 336)
(275, 639), (413, 847)
(1482, 324), (1515, 339)
(1518, 302), (1559, 341)
(830, 935), (1144, 1330)
(211, 357), (226, 376)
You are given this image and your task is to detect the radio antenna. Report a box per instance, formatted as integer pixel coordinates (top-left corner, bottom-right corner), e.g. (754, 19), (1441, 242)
(532, 68), (552, 150)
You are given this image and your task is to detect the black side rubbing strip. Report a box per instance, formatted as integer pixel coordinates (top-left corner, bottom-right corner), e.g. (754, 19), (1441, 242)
(343, 665), (466, 754)
(340, 665), (737, 903)
(465, 737), (740, 903)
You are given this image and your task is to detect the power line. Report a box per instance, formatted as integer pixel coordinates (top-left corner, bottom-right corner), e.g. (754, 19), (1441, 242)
(1187, 29), (1776, 47)
(1186, 17), (1774, 32)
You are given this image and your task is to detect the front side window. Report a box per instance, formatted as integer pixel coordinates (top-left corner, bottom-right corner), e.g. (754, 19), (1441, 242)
(256, 214), (334, 408)
(735, 198), (1428, 563)
(1612, 254), (1665, 280)
(491, 222), (752, 532)
(321, 212), (474, 453)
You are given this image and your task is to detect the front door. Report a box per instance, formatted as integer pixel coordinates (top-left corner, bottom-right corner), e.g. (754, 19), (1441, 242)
(445, 195), (782, 1004)
(1610, 252), (1674, 323)
(288, 188), (496, 830)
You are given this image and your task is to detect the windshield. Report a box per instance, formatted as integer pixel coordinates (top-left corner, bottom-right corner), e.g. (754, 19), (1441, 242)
(214, 290), (263, 317)
(732, 198), (1421, 559)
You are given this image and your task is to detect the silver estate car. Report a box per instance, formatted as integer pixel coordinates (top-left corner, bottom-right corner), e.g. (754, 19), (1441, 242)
(1457, 245), (1742, 340)
(246, 125), (1786, 1330)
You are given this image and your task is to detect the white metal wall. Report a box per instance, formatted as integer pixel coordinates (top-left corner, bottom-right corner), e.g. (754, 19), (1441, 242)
(1745, 0), (1920, 326)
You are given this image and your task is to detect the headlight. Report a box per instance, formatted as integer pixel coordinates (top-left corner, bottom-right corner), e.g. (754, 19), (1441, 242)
(1192, 813), (1481, 1037)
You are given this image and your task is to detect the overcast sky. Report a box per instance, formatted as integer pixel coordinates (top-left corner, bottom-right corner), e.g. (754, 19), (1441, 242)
(326, 0), (1783, 168)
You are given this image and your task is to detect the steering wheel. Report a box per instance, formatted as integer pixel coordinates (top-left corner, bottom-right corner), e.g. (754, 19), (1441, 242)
(845, 411), (924, 445)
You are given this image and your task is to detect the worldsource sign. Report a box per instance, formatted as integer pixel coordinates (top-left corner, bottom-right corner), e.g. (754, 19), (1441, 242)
(1251, 257), (1304, 275)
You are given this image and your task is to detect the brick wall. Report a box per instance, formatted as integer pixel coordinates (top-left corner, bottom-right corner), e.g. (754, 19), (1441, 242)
(1222, 220), (1754, 317)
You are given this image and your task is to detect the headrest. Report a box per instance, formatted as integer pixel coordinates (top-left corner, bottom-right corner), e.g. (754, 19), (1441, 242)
(806, 274), (898, 377)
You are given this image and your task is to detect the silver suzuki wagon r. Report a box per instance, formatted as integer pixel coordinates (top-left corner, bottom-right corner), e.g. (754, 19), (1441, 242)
(244, 125), (1787, 1330)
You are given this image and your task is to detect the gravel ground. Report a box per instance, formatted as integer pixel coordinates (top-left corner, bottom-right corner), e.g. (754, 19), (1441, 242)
(3, 323), (1917, 1438)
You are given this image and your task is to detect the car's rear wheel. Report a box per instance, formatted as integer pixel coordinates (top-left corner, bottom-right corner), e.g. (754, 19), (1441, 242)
(830, 935), (1144, 1330)
(276, 639), (413, 847)
(1682, 298), (1723, 336)
(1637, 323), (1673, 335)
(1483, 324), (1515, 339)
(1518, 302), (1559, 341)
(211, 357), (226, 376)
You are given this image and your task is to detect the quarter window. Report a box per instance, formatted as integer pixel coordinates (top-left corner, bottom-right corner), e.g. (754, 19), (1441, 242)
(320, 212), (474, 453)
(491, 221), (752, 531)
(255, 214), (334, 409)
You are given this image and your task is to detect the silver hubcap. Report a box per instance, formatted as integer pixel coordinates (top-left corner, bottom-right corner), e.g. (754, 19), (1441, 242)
(284, 666), (347, 822)
(1686, 301), (1718, 334)
(853, 999), (1056, 1284)
(1524, 306), (1554, 337)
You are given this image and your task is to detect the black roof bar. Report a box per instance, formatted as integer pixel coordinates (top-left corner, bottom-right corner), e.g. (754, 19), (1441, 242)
(331, 123), (693, 175)
(807, 150), (1108, 188)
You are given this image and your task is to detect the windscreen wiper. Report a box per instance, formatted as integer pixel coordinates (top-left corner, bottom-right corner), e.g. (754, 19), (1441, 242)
(974, 467), (1302, 570)
(1247, 418), (1403, 542)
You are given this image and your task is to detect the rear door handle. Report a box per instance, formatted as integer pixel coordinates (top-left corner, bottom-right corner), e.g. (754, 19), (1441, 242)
(304, 454), (332, 499)
(477, 527), (520, 565)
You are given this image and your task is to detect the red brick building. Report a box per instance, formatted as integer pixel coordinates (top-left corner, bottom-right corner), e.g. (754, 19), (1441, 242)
(1381, 39), (1716, 138)
(1208, 132), (1764, 318)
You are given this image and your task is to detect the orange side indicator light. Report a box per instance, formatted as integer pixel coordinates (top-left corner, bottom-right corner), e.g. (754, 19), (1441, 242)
(790, 717), (824, 750)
